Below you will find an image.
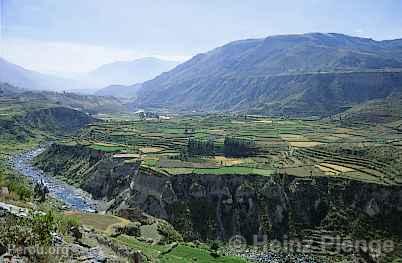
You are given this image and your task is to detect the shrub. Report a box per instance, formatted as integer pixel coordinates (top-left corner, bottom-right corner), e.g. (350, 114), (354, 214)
(0, 212), (56, 248)
(157, 221), (184, 245)
(8, 180), (32, 201)
(123, 222), (141, 237)
(31, 211), (57, 245)
(0, 212), (70, 262)
(55, 214), (80, 235)
(210, 240), (220, 251)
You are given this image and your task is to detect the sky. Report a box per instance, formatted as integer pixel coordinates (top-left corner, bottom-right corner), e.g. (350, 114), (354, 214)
(1, 0), (402, 75)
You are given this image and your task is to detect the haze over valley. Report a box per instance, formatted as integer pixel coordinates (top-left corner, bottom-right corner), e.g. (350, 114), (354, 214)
(0, 56), (179, 95)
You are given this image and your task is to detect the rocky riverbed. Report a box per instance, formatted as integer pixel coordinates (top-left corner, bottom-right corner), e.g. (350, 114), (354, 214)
(10, 146), (98, 212)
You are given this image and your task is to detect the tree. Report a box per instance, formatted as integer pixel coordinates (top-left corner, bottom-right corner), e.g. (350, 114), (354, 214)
(187, 138), (215, 156)
(8, 180), (32, 201)
(34, 181), (49, 202)
(223, 136), (257, 157)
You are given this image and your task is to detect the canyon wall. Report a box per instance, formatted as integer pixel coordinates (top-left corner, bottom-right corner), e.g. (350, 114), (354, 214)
(36, 144), (402, 243)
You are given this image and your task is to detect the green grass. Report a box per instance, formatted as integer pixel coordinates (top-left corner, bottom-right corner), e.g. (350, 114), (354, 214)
(159, 244), (247, 263)
(89, 144), (125, 152)
(192, 166), (274, 176)
(117, 235), (247, 263)
(66, 213), (127, 232)
(142, 159), (158, 166)
(163, 168), (195, 175)
(117, 235), (165, 259)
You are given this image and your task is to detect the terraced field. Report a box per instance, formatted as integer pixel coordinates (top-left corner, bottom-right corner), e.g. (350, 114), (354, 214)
(71, 114), (402, 185)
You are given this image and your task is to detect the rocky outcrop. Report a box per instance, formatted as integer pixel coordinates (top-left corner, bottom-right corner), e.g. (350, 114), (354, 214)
(111, 172), (402, 242)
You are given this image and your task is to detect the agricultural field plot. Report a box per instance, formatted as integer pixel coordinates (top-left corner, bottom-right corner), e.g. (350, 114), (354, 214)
(65, 212), (129, 232)
(72, 114), (402, 184)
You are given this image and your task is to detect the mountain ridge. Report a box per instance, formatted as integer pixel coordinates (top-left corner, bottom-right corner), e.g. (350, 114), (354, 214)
(87, 57), (179, 88)
(0, 57), (84, 92)
(0, 56), (179, 94)
(132, 33), (402, 116)
(94, 83), (142, 98)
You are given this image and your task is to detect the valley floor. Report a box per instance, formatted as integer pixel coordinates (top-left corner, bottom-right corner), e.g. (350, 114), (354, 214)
(2, 103), (402, 262)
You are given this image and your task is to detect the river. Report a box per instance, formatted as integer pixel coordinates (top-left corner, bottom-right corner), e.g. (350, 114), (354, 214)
(9, 147), (324, 262)
(10, 147), (97, 212)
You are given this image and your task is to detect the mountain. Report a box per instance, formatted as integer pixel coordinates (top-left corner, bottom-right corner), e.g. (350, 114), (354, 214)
(337, 93), (402, 124)
(88, 57), (179, 86)
(94, 83), (142, 98)
(0, 57), (86, 91)
(133, 33), (402, 116)
(0, 82), (25, 95)
(0, 56), (179, 95)
(0, 82), (128, 114)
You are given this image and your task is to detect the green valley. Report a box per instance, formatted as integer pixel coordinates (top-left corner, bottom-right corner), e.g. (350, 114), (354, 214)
(1, 10), (402, 262)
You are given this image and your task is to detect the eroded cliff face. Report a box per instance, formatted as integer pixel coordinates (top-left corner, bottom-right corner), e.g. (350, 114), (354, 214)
(34, 143), (140, 199)
(110, 170), (402, 242)
(36, 144), (402, 243)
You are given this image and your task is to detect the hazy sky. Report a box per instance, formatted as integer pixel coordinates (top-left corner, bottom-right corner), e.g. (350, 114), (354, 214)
(1, 0), (402, 75)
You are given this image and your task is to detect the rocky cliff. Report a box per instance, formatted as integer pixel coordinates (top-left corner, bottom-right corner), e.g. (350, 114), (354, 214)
(110, 169), (402, 243)
(35, 144), (402, 247)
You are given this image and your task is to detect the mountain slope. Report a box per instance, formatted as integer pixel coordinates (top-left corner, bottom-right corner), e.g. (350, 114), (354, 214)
(0, 57), (85, 91)
(134, 33), (402, 116)
(21, 107), (97, 134)
(89, 57), (179, 86)
(336, 93), (402, 124)
(94, 83), (142, 98)
(0, 82), (128, 114)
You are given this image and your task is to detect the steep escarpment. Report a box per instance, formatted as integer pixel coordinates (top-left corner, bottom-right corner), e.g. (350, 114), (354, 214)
(36, 143), (402, 246)
(34, 143), (139, 199)
(110, 171), (402, 243)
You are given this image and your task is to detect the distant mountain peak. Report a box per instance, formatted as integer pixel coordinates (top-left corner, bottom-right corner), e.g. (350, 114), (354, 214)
(87, 57), (180, 86)
(0, 55), (180, 94)
(0, 56), (84, 92)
